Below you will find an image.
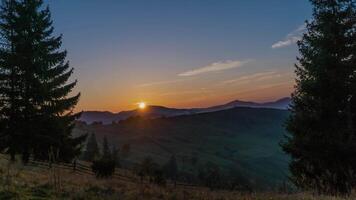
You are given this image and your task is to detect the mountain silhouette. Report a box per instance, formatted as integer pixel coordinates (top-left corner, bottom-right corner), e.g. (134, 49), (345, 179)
(79, 97), (291, 124)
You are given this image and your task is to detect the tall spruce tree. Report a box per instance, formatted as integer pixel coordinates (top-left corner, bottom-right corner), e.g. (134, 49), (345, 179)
(0, 0), (24, 160)
(282, 0), (356, 195)
(0, 0), (86, 162)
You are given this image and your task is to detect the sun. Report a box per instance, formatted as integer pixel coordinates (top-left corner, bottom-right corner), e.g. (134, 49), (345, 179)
(138, 102), (146, 109)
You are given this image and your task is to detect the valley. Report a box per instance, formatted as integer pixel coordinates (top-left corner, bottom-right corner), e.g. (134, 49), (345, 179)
(75, 107), (290, 189)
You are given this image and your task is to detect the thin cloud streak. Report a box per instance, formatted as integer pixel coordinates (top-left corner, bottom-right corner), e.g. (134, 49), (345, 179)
(137, 79), (184, 87)
(178, 59), (252, 77)
(271, 24), (306, 49)
(220, 71), (286, 85)
(159, 88), (212, 97)
(224, 80), (295, 98)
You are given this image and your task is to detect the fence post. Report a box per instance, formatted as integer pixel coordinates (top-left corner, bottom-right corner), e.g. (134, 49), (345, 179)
(73, 159), (77, 172)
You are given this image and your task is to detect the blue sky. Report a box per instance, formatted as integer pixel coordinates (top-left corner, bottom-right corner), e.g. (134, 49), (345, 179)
(44, 0), (312, 111)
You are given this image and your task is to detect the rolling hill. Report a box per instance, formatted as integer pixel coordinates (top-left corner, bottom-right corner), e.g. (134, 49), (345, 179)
(74, 106), (290, 189)
(79, 97), (291, 124)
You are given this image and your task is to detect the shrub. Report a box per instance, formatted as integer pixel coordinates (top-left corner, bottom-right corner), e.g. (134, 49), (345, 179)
(91, 159), (116, 178)
(153, 169), (166, 186)
(198, 162), (221, 190)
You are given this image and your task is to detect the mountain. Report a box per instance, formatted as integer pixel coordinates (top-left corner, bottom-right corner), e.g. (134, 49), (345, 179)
(204, 97), (291, 112)
(80, 106), (197, 124)
(79, 111), (120, 124)
(79, 97), (291, 124)
(260, 97), (291, 109)
(74, 107), (290, 189)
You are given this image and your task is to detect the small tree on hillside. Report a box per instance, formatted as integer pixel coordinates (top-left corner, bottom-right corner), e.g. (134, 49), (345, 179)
(111, 145), (120, 167)
(198, 162), (221, 190)
(101, 136), (111, 160)
(153, 167), (166, 186)
(91, 136), (116, 178)
(137, 156), (156, 182)
(121, 143), (130, 158)
(163, 155), (178, 186)
(82, 133), (99, 161)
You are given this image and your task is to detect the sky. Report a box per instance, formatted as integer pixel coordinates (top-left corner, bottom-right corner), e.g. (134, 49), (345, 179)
(44, 0), (312, 112)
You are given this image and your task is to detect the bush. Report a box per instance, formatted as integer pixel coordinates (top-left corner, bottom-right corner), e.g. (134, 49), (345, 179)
(153, 169), (166, 186)
(91, 159), (116, 178)
(198, 162), (222, 190)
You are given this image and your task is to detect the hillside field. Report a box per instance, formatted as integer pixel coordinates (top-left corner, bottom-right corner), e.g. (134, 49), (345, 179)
(0, 156), (355, 200)
(74, 107), (291, 189)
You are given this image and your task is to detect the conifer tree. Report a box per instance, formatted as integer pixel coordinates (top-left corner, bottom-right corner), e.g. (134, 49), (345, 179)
(164, 155), (178, 186)
(282, 0), (356, 195)
(111, 145), (120, 167)
(102, 136), (111, 160)
(0, 0), (86, 162)
(139, 156), (156, 178)
(0, 0), (25, 160)
(82, 133), (99, 161)
(121, 143), (130, 158)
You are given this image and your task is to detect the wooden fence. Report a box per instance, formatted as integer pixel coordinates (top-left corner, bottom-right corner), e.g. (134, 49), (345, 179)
(0, 154), (201, 189)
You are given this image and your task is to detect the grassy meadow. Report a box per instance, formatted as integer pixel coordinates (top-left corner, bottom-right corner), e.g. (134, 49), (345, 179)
(0, 156), (354, 200)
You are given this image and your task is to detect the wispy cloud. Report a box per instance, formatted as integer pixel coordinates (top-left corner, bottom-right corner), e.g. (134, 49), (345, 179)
(178, 59), (251, 77)
(137, 79), (184, 88)
(159, 88), (212, 97)
(255, 80), (294, 90)
(224, 80), (295, 98)
(271, 24), (306, 49)
(220, 71), (284, 85)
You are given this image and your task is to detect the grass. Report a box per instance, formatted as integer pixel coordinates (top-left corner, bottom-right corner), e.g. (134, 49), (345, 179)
(0, 158), (355, 200)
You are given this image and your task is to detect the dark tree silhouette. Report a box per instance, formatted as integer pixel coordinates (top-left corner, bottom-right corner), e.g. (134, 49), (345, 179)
(111, 145), (120, 167)
(0, 0), (86, 163)
(163, 155), (178, 186)
(101, 136), (111, 160)
(0, 0), (23, 161)
(282, 0), (356, 195)
(137, 156), (156, 182)
(82, 133), (100, 161)
(198, 162), (221, 190)
(121, 143), (130, 158)
(91, 158), (116, 178)
(91, 136), (116, 178)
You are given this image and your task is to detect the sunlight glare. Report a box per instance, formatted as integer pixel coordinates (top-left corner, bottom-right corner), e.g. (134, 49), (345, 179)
(138, 102), (146, 109)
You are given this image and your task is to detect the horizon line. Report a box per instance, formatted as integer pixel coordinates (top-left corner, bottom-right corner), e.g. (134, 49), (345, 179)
(79, 96), (291, 113)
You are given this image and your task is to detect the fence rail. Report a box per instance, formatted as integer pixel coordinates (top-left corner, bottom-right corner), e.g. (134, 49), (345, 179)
(0, 153), (201, 189)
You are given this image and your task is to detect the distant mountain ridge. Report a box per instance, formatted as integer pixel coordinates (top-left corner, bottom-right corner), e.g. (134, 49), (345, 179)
(79, 97), (291, 124)
(197, 97), (291, 113)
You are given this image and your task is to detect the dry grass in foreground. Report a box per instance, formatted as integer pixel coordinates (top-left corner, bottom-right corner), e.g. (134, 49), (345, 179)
(0, 160), (355, 200)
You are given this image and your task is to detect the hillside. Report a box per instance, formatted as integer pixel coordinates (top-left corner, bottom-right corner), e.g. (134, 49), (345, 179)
(74, 107), (290, 189)
(0, 156), (350, 200)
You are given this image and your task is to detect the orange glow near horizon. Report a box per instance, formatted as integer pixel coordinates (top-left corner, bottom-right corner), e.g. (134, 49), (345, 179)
(74, 83), (293, 113)
(73, 70), (295, 113)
